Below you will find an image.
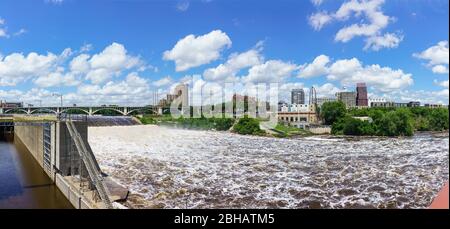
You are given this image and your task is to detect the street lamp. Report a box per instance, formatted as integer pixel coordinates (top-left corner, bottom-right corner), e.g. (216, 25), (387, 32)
(52, 93), (63, 107)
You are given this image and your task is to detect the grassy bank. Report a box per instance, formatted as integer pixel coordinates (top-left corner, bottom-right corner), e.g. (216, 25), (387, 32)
(273, 124), (313, 138)
(138, 115), (235, 131)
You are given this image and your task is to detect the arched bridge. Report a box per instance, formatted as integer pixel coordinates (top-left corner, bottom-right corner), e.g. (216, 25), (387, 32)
(0, 106), (160, 116)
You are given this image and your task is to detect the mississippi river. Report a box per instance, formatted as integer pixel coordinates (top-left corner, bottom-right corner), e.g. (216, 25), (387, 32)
(88, 125), (449, 209)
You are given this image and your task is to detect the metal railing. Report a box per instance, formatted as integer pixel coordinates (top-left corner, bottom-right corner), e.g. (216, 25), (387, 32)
(65, 119), (113, 209)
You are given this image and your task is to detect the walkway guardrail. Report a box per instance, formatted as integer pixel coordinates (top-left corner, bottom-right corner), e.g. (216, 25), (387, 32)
(65, 118), (113, 209)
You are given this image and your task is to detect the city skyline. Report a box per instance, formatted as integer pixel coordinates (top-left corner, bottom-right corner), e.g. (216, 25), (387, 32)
(0, 0), (449, 106)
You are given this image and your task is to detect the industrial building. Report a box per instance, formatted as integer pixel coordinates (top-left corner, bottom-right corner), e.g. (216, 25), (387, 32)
(1, 101), (23, 108)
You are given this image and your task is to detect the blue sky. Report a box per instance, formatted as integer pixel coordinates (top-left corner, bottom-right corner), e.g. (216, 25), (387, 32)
(0, 0), (448, 106)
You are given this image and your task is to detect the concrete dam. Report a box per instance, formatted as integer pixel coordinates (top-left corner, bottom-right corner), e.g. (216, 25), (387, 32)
(0, 115), (130, 209)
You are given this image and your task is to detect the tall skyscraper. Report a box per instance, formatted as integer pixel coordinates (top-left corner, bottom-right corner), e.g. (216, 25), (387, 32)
(291, 89), (305, 104)
(356, 83), (368, 107)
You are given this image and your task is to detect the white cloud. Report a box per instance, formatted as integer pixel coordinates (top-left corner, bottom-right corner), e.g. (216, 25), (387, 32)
(153, 76), (174, 87)
(176, 1), (190, 12)
(70, 42), (143, 84)
(80, 43), (93, 53)
(0, 29), (7, 38)
(69, 53), (90, 74)
(203, 43), (264, 82)
(364, 32), (403, 51)
(311, 0), (324, 6)
(309, 12), (332, 31)
(13, 28), (27, 37)
(0, 51), (58, 86)
(34, 67), (80, 88)
(298, 54), (330, 78)
(298, 55), (413, 92)
(45, 0), (64, 5)
(242, 60), (298, 84)
(414, 41), (449, 74)
(309, 12), (333, 31)
(163, 30), (232, 72)
(382, 89), (449, 105)
(434, 79), (449, 89)
(309, 0), (401, 51)
(313, 83), (341, 98)
(328, 58), (413, 92)
(431, 65), (449, 74)
(69, 72), (152, 106)
(0, 17), (8, 38)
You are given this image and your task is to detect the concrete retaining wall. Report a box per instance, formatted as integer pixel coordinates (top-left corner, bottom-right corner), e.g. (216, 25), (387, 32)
(55, 174), (94, 209)
(14, 125), (45, 168)
(14, 121), (99, 209)
(309, 126), (332, 134)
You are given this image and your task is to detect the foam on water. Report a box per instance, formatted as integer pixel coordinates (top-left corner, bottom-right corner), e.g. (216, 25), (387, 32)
(88, 125), (449, 209)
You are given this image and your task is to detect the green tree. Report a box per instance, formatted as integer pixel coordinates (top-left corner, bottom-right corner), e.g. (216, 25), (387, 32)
(378, 109), (414, 136)
(320, 101), (347, 125)
(332, 116), (375, 136)
(428, 108), (449, 131)
(233, 116), (263, 135)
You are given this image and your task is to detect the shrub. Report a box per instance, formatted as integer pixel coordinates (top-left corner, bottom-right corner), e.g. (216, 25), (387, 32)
(377, 109), (414, 136)
(428, 108), (449, 131)
(233, 116), (263, 135)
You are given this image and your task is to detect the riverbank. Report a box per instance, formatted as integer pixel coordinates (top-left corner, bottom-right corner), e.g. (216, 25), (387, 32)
(88, 125), (449, 209)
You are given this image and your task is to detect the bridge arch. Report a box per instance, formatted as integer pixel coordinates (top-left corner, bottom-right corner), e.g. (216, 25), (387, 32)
(126, 107), (158, 115)
(60, 108), (90, 115)
(91, 108), (126, 116)
(4, 108), (28, 114)
(30, 108), (58, 115)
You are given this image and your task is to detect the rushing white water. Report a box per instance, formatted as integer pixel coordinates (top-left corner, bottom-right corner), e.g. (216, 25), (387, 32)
(88, 125), (449, 209)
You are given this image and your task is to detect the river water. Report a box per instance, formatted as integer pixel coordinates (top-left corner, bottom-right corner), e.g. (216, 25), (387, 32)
(0, 134), (72, 209)
(88, 126), (449, 209)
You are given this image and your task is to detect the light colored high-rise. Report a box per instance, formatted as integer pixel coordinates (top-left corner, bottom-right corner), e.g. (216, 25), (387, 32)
(174, 83), (189, 108)
(336, 91), (357, 108)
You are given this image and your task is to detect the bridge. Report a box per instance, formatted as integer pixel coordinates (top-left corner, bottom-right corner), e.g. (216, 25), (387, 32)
(0, 106), (161, 116)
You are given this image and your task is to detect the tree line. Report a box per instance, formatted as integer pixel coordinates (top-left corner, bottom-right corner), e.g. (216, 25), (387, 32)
(320, 101), (449, 136)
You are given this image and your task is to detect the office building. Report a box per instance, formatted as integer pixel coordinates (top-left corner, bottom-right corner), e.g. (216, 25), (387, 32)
(291, 89), (305, 105)
(356, 83), (368, 107)
(316, 97), (337, 107)
(336, 91), (357, 108)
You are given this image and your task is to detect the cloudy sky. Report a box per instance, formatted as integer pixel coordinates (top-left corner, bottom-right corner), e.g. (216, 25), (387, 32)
(0, 0), (448, 106)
